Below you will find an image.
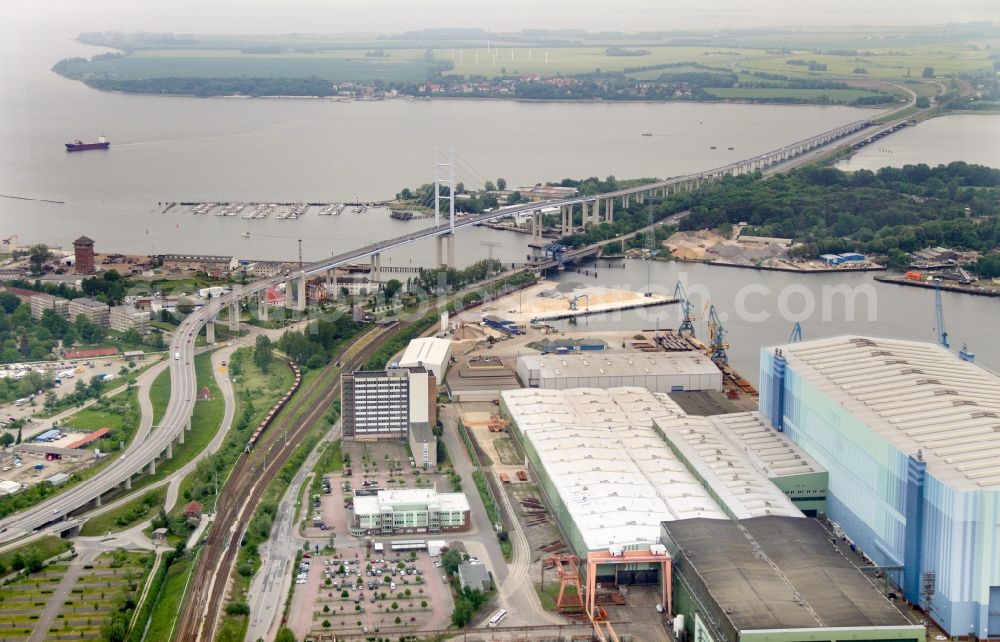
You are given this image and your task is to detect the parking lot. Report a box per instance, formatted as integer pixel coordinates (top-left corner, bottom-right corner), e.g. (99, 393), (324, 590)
(305, 440), (451, 541)
(288, 544), (454, 639)
(0, 355), (146, 440)
(287, 439), (472, 639)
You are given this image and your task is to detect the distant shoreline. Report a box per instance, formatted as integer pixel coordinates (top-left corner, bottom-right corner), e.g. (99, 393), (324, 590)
(48, 77), (897, 109)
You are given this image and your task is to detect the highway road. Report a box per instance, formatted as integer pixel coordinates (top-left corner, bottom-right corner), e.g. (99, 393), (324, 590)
(0, 100), (921, 547)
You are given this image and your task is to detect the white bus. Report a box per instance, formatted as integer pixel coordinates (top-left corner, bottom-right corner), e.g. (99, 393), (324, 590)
(487, 609), (508, 628)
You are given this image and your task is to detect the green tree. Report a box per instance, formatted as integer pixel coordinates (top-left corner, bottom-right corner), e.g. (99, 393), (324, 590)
(175, 299), (195, 315)
(484, 180), (496, 192)
(383, 279), (402, 300)
(254, 334), (274, 371)
(27, 244), (49, 274)
(441, 549), (463, 576)
(922, 66), (935, 78)
(0, 292), (20, 314)
(496, 177), (507, 191)
(274, 628), (298, 642)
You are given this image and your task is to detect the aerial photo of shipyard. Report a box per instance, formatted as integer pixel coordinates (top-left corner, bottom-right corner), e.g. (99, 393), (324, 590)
(1, 0), (999, 641)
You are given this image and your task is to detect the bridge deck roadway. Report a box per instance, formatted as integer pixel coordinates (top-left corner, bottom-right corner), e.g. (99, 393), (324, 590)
(0, 102), (918, 543)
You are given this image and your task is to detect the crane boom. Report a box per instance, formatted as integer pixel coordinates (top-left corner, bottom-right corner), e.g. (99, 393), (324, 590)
(673, 281), (695, 338)
(934, 279), (949, 349)
(706, 304), (729, 366)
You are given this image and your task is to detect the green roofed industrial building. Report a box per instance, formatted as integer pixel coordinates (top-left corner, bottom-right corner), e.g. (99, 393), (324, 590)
(661, 516), (924, 642)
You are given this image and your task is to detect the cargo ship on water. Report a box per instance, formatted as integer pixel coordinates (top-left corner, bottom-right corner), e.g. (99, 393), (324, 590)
(65, 136), (110, 152)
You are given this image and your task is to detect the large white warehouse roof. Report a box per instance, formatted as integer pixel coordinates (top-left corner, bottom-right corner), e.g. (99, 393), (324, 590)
(710, 411), (825, 480)
(773, 336), (1000, 491)
(654, 413), (802, 519)
(519, 351), (720, 380)
(502, 387), (728, 552)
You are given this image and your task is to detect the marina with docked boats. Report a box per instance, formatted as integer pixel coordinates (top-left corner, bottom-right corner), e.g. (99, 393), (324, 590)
(159, 200), (429, 221)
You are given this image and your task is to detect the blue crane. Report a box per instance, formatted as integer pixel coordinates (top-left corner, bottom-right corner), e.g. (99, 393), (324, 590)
(788, 322), (803, 343)
(935, 279), (976, 362)
(706, 304), (729, 366)
(934, 279), (949, 349)
(673, 281), (696, 338)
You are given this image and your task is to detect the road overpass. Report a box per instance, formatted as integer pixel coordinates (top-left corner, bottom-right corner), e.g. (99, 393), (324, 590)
(0, 110), (902, 543)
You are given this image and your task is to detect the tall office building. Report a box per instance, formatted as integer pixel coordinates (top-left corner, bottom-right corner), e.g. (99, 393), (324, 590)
(342, 367), (436, 441)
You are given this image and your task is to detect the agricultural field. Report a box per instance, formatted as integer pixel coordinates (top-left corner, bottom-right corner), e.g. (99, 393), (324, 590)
(55, 50), (443, 84)
(704, 87), (892, 102)
(436, 45), (752, 78)
(736, 48), (996, 81)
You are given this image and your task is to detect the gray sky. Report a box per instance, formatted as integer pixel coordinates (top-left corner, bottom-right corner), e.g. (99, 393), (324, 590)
(4, 0), (999, 35)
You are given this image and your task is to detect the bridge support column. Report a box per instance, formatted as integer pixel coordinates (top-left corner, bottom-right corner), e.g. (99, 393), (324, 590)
(94, 494), (102, 508)
(371, 253), (381, 288)
(186, 419), (191, 432)
(228, 302), (240, 333)
(257, 293), (268, 322)
(623, 194), (629, 208)
(285, 275), (306, 312)
(329, 268), (340, 301)
(606, 198), (614, 224)
(436, 234), (455, 268)
(124, 476), (131, 491)
(148, 459), (156, 475)
(560, 205), (570, 237)
(178, 429), (185, 445)
(592, 201), (600, 226)
(205, 321), (215, 345)
(166, 443), (173, 460)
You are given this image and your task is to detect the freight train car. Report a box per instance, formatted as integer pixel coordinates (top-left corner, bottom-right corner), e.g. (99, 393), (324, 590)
(245, 360), (302, 453)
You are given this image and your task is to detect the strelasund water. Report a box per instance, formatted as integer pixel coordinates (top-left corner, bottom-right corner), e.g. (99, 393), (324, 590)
(0, 22), (997, 379)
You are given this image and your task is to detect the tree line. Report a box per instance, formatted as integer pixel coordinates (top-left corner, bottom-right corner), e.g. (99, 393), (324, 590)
(676, 163), (1000, 257)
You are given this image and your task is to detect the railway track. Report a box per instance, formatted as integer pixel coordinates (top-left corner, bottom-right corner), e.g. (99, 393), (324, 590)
(172, 323), (396, 642)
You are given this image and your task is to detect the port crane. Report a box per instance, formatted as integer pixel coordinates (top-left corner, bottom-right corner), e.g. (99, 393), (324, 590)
(568, 294), (589, 311)
(706, 304), (729, 366)
(788, 322), (803, 343)
(934, 278), (976, 362)
(934, 279), (949, 349)
(673, 281), (696, 337)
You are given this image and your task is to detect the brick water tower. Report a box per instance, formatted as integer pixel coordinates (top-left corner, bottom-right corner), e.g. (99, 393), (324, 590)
(73, 235), (95, 275)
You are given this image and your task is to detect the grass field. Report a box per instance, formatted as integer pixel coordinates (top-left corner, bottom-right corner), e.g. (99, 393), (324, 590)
(150, 366), (170, 426)
(704, 87), (892, 102)
(0, 536), (72, 573)
(78, 486), (167, 537)
(435, 45), (752, 78)
(144, 555), (193, 640)
(737, 48), (995, 81)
